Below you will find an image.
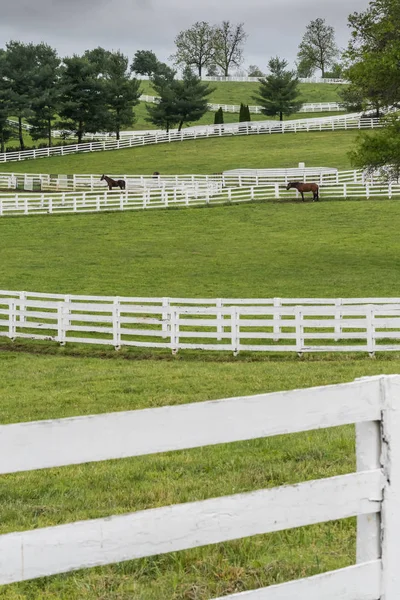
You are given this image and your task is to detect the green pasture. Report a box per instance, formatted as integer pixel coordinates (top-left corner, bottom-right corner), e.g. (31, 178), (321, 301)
(2, 352), (400, 600)
(0, 130), (361, 175)
(139, 81), (347, 105)
(1, 106), (398, 599)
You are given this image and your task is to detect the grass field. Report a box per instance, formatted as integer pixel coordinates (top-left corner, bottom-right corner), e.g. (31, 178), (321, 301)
(0, 81), (397, 599)
(139, 81), (347, 105)
(0, 130), (361, 175)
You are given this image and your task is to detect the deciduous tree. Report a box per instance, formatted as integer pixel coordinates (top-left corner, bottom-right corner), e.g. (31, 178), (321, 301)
(212, 21), (247, 77)
(297, 18), (339, 77)
(171, 21), (214, 76)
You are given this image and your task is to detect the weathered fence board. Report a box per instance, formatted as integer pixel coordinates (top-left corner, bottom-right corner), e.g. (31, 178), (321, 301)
(0, 379), (382, 474)
(0, 471), (382, 584)
(210, 561), (381, 600)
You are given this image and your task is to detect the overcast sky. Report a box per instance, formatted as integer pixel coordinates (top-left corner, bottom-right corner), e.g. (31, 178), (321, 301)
(1, 0), (368, 72)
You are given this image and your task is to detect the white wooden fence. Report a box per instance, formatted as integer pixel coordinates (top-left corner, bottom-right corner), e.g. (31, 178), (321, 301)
(0, 179), (399, 217)
(2, 291), (400, 354)
(200, 75), (349, 84)
(0, 115), (382, 164)
(1, 375), (399, 599)
(139, 95), (344, 114)
(1, 168), (380, 192)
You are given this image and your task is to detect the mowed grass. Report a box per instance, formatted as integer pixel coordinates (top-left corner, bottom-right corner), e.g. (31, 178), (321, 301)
(1, 118), (397, 598)
(2, 352), (400, 600)
(1, 200), (400, 298)
(139, 81), (347, 105)
(0, 130), (360, 175)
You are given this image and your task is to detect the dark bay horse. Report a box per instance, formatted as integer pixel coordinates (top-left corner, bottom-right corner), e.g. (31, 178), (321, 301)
(100, 174), (126, 190)
(286, 181), (319, 202)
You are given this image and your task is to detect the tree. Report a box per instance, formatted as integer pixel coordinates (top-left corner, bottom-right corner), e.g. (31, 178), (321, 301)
(324, 62), (343, 78)
(206, 63), (220, 76)
(247, 65), (264, 77)
(171, 21), (214, 76)
(253, 57), (302, 121)
(174, 68), (213, 131)
(27, 44), (61, 147)
(0, 49), (15, 153)
(130, 50), (160, 77)
(146, 66), (213, 132)
(58, 55), (109, 143)
(212, 21), (247, 76)
(343, 0), (400, 110)
(86, 48), (141, 140)
(297, 18), (339, 77)
(214, 107), (224, 124)
(239, 103), (251, 122)
(1, 41), (39, 150)
(146, 66), (180, 132)
(296, 57), (315, 78)
(339, 84), (365, 112)
(350, 114), (400, 181)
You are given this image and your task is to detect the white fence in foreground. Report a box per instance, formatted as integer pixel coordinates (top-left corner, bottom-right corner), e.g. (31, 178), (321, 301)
(0, 115), (381, 164)
(2, 291), (400, 354)
(0, 180), (399, 217)
(0, 375), (399, 599)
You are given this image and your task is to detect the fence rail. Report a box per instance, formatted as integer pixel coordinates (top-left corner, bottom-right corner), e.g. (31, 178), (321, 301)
(0, 180), (399, 217)
(2, 291), (400, 354)
(0, 114), (383, 164)
(1, 168), (384, 192)
(1, 375), (399, 599)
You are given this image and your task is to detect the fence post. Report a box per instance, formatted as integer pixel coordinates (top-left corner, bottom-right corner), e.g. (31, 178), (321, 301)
(334, 298), (342, 341)
(8, 299), (16, 339)
(273, 298), (281, 341)
(380, 375), (400, 599)
(367, 305), (375, 357)
(19, 291), (26, 324)
(113, 298), (121, 350)
(356, 414), (381, 563)
(274, 183), (280, 199)
(57, 302), (65, 345)
(162, 297), (170, 338)
(295, 306), (303, 356)
(216, 299), (223, 341)
(170, 308), (179, 354)
(231, 306), (239, 356)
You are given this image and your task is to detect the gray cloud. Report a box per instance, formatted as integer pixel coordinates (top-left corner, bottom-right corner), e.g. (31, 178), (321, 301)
(0, 0), (368, 69)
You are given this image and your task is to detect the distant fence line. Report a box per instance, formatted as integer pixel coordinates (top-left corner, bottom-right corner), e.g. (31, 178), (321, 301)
(0, 180), (399, 217)
(136, 74), (349, 84)
(0, 115), (383, 164)
(2, 290), (400, 354)
(0, 168), (383, 192)
(139, 95), (344, 114)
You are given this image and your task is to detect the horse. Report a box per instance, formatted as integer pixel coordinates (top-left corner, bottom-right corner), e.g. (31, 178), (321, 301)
(286, 181), (319, 202)
(100, 174), (126, 190)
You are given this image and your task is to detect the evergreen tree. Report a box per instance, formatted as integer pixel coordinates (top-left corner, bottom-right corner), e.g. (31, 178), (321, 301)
(254, 57), (302, 121)
(239, 102), (246, 121)
(245, 104), (251, 121)
(0, 49), (14, 153)
(1, 41), (38, 150)
(27, 44), (61, 147)
(214, 107), (224, 124)
(146, 66), (213, 132)
(58, 56), (109, 143)
(86, 48), (141, 140)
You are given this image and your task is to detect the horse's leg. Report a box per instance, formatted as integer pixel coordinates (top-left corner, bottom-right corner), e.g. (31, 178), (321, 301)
(301, 191), (305, 202)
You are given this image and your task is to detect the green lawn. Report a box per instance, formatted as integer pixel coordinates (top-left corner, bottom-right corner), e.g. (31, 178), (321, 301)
(0, 130), (361, 175)
(1, 117), (398, 599)
(1, 352), (400, 600)
(139, 81), (347, 105)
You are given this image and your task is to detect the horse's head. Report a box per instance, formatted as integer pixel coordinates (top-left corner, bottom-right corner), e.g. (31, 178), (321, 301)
(286, 182), (294, 190)
(100, 174), (105, 181)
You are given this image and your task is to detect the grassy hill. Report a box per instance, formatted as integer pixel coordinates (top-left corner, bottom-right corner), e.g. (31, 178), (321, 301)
(0, 130), (361, 175)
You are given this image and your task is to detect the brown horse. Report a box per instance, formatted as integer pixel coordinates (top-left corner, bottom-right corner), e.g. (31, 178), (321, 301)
(100, 174), (126, 190)
(286, 181), (319, 202)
